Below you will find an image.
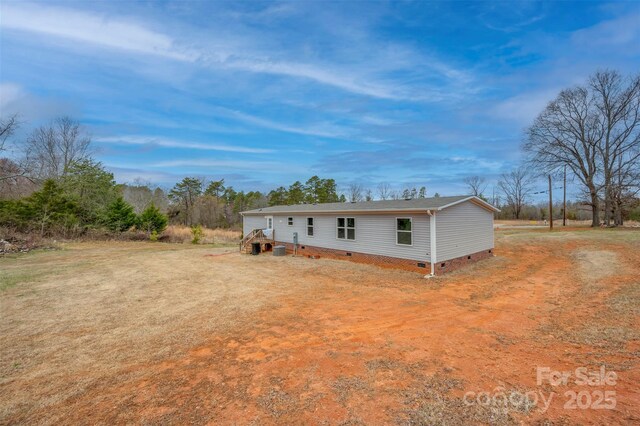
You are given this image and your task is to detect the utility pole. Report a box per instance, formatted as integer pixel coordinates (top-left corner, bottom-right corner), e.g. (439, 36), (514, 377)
(548, 174), (553, 230)
(563, 165), (567, 226)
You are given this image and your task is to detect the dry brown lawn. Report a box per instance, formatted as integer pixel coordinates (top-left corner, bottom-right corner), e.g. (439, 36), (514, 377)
(1, 229), (639, 425)
(161, 225), (241, 244)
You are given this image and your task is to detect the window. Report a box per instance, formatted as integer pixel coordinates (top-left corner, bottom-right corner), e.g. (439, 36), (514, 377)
(307, 217), (314, 236)
(288, 217), (294, 226)
(396, 218), (412, 245)
(337, 217), (355, 240)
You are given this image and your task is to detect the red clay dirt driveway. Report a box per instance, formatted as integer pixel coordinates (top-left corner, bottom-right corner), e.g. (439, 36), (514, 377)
(1, 229), (638, 425)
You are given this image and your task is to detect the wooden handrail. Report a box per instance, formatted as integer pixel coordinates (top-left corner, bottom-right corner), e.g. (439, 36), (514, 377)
(240, 229), (257, 246)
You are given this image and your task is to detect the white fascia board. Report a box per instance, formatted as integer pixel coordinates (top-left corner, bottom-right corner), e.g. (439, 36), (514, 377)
(437, 196), (500, 213)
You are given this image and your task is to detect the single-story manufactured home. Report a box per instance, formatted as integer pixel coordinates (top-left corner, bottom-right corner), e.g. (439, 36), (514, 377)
(240, 195), (499, 275)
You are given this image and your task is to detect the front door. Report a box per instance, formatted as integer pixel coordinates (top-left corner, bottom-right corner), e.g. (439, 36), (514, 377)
(265, 216), (273, 230)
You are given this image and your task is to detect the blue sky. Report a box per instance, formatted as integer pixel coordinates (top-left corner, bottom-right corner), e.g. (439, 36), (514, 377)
(1, 1), (639, 198)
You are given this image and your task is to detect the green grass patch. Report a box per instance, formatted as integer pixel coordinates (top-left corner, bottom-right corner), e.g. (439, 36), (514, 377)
(0, 271), (43, 292)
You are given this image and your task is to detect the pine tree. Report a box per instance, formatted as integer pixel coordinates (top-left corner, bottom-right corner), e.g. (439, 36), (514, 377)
(25, 179), (78, 236)
(168, 177), (202, 226)
(138, 203), (168, 235)
(268, 186), (288, 206)
(104, 197), (137, 232)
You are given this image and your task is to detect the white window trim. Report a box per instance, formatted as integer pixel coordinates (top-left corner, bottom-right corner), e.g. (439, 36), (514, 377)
(306, 217), (314, 237)
(336, 217), (356, 241)
(396, 217), (413, 246)
(266, 215), (273, 230)
(287, 217), (294, 226)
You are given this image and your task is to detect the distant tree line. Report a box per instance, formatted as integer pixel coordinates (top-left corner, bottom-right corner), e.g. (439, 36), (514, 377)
(461, 70), (640, 226)
(0, 115), (436, 235)
(2, 69), (637, 236)
(463, 168), (639, 223)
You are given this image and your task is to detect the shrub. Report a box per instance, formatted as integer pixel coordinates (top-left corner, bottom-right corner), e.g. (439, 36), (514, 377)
(103, 197), (137, 232)
(60, 159), (117, 225)
(137, 204), (168, 235)
(0, 199), (24, 228)
(191, 224), (203, 244)
(149, 230), (159, 242)
(1, 180), (79, 236)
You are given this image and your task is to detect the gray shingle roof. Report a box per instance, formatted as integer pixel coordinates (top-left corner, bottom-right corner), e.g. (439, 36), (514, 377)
(242, 195), (499, 215)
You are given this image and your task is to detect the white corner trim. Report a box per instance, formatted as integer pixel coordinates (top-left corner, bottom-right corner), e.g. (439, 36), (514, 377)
(430, 211), (437, 275)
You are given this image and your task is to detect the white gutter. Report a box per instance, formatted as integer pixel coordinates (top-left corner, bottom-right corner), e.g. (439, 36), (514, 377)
(243, 208), (436, 215)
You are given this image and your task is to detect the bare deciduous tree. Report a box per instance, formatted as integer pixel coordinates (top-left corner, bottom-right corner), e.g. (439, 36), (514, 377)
(589, 71), (640, 225)
(0, 115), (31, 187)
(347, 183), (363, 202)
(0, 158), (36, 198)
(0, 114), (18, 154)
(524, 85), (602, 226)
(24, 116), (91, 179)
(498, 167), (534, 219)
(610, 147), (640, 225)
(194, 194), (223, 228)
(463, 176), (487, 197)
(525, 70), (640, 227)
(122, 180), (154, 214)
(377, 182), (392, 200)
(152, 187), (169, 212)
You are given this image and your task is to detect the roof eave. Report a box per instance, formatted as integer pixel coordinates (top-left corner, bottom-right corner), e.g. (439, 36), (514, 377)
(436, 196), (500, 213)
(241, 207), (436, 215)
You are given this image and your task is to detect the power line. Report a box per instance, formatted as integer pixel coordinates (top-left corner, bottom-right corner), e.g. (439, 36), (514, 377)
(532, 186), (563, 195)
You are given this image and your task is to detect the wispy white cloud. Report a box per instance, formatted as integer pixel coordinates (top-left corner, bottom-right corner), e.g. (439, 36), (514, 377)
(94, 135), (272, 154)
(0, 82), (77, 123)
(0, 83), (22, 111)
(449, 156), (503, 171)
(490, 88), (559, 125)
(1, 3), (197, 61)
(0, 2), (471, 101)
(571, 12), (640, 51)
(220, 108), (351, 138)
(106, 166), (180, 184)
(221, 57), (408, 100)
(151, 158), (308, 173)
(483, 14), (546, 33)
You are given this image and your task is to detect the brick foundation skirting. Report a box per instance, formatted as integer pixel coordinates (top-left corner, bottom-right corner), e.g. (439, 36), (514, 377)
(433, 249), (494, 274)
(272, 241), (494, 275)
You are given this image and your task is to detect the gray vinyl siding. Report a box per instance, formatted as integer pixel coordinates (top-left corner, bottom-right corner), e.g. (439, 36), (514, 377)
(435, 201), (494, 262)
(242, 215), (267, 236)
(270, 214), (431, 262)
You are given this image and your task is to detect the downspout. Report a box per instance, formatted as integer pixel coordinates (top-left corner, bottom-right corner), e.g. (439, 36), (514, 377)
(427, 210), (437, 278)
(239, 213), (243, 252)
